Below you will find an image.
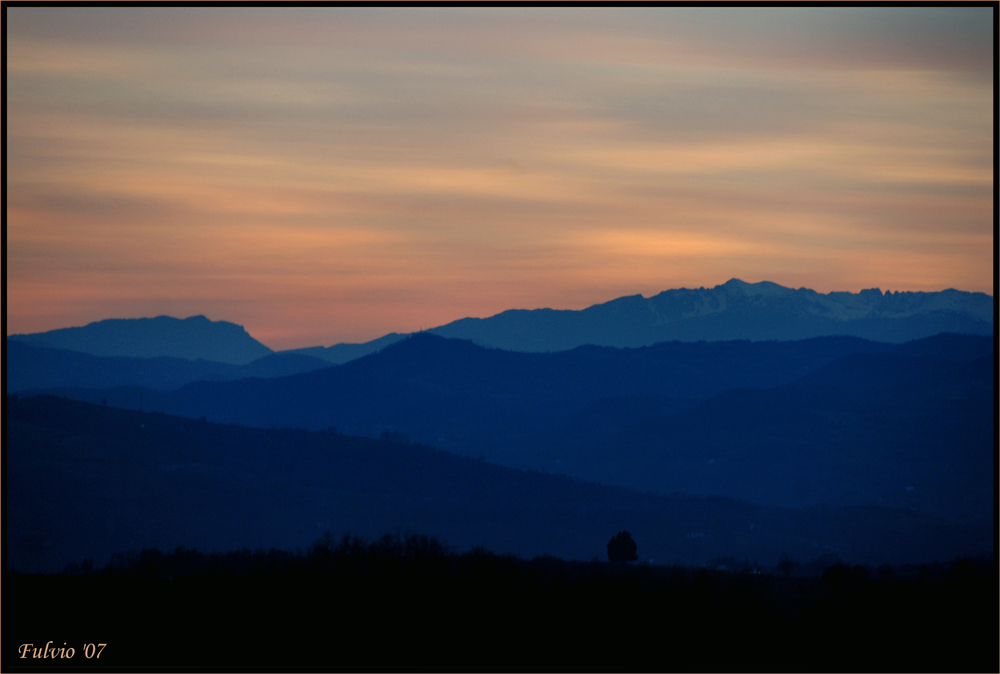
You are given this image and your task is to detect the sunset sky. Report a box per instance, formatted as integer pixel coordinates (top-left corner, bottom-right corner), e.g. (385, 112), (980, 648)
(6, 7), (994, 349)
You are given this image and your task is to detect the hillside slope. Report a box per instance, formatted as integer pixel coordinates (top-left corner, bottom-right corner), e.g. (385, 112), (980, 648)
(28, 334), (993, 527)
(7, 396), (989, 574)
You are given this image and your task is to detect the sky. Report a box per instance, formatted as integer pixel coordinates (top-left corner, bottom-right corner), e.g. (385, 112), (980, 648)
(6, 7), (995, 349)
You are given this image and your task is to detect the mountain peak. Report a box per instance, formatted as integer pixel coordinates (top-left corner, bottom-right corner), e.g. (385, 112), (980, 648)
(428, 281), (992, 352)
(717, 279), (792, 297)
(8, 315), (272, 365)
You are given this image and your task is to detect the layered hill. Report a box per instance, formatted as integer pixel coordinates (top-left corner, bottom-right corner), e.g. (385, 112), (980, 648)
(35, 333), (994, 530)
(7, 395), (989, 574)
(7, 315), (272, 365)
(283, 332), (407, 365)
(6, 340), (331, 392)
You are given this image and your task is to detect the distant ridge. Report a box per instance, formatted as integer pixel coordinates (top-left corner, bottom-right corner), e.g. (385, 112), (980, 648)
(8, 315), (273, 365)
(426, 279), (994, 352)
(7, 281), (992, 365)
(281, 332), (406, 365)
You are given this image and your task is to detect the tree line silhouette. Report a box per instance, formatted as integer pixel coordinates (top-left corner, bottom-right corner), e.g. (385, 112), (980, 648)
(5, 532), (995, 672)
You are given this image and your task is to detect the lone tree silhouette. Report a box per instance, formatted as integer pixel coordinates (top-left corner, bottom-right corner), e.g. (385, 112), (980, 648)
(607, 531), (638, 563)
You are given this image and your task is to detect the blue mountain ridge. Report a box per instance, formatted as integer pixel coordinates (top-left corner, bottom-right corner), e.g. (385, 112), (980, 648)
(27, 332), (993, 536)
(426, 279), (994, 352)
(9, 280), (992, 365)
(8, 315), (273, 365)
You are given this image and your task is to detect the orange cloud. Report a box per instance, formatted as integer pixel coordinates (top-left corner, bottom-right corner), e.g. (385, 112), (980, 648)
(6, 8), (993, 346)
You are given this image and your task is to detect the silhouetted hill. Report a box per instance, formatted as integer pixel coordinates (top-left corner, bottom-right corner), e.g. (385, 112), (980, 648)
(51, 331), (899, 434)
(428, 279), (993, 351)
(6, 340), (331, 392)
(6, 395), (989, 575)
(7, 315), (272, 365)
(233, 351), (331, 377)
(280, 332), (406, 364)
(552, 349), (993, 525)
(10, 281), (990, 369)
(875, 331), (995, 361)
(30, 333), (994, 530)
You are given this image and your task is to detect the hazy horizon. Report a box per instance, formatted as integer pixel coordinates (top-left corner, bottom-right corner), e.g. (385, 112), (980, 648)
(7, 7), (994, 350)
(6, 277), (993, 353)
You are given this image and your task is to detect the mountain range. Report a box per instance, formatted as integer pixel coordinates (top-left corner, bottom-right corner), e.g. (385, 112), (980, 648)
(8, 279), (993, 365)
(22, 332), (994, 530)
(5, 280), (993, 574)
(427, 279), (994, 352)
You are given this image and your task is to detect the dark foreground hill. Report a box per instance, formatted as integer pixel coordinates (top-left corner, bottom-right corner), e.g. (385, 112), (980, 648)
(4, 539), (996, 672)
(6, 395), (989, 575)
(41, 333), (994, 527)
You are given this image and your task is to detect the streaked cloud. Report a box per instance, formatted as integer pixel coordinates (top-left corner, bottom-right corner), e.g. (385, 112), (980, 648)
(6, 7), (993, 348)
